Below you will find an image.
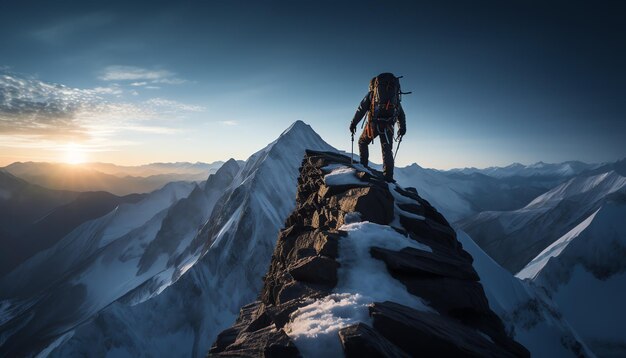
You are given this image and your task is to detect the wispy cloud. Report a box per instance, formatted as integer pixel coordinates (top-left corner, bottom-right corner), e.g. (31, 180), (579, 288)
(0, 71), (203, 150)
(146, 98), (204, 112)
(99, 65), (186, 85)
(219, 120), (238, 126)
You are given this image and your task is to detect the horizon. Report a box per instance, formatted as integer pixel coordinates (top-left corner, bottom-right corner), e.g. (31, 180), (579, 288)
(1, 1), (625, 170)
(1, 118), (622, 171)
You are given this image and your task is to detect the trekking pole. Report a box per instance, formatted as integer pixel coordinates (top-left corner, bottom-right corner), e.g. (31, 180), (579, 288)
(351, 132), (354, 164)
(394, 135), (403, 161)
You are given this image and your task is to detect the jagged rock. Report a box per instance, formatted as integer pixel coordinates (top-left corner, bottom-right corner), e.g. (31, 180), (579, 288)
(211, 326), (300, 357)
(210, 301), (264, 354)
(369, 301), (523, 358)
(369, 246), (480, 281)
(331, 186), (394, 226)
(399, 214), (458, 250)
(338, 323), (409, 358)
(209, 150), (528, 357)
(287, 256), (339, 285)
(276, 281), (321, 305)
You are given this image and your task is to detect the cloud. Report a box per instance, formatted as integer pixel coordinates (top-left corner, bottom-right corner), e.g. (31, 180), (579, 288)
(0, 71), (203, 149)
(99, 65), (186, 85)
(219, 120), (238, 126)
(145, 98), (205, 112)
(0, 73), (97, 138)
(90, 86), (123, 95)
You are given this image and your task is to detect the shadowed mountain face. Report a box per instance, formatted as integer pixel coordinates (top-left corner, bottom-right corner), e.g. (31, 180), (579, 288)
(209, 150), (528, 357)
(0, 170), (78, 239)
(0, 172), (146, 276)
(1, 189), (145, 276)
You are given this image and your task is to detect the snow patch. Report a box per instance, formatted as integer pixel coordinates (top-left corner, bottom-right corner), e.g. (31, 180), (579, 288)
(285, 293), (371, 357)
(322, 165), (362, 186)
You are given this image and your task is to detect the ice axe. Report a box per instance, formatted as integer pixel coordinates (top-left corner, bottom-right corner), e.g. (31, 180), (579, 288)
(394, 135), (403, 161)
(351, 132), (355, 164)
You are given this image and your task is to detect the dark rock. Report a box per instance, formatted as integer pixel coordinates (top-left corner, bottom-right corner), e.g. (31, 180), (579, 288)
(277, 281), (318, 305)
(313, 231), (341, 258)
(210, 326), (241, 354)
(399, 214), (458, 249)
(338, 323), (410, 358)
(246, 310), (274, 333)
(331, 186), (394, 225)
(295, 248), (316, 260)
(399, 276), (492, 317)
(369, 246), (480, 281)
(263, 329), (301, 358)
(397, 202), (425, 217)
(263, 300), (303, 329)
(210, 326), (301, 357)
(210, 301), (264, 354)
(288, 256), (339, 286)
(369, 301), (527, 358)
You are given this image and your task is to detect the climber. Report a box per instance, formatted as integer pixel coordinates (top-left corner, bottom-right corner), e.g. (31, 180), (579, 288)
(349, 72), (407, 182)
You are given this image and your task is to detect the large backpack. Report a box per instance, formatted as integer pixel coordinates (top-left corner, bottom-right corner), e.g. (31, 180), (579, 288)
(369, 72), (401, 123)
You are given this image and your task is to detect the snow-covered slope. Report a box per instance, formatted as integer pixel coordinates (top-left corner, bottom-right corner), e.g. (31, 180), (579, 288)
(517, 192), (626, 357)
(456, 231), (594, 357)
(0, 160), (240, 357)
(393, 164), (564, 223)
(393, 164), (474, 222)
(459, 170), (626, 272)
(49, 120), (337, 357)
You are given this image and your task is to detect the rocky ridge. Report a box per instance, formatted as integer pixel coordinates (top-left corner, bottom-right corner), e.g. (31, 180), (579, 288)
(208, 150), (528, 357)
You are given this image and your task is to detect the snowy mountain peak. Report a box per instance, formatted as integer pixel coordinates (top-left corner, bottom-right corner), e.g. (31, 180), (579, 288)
(281, 119), (311, 136)
(204, 158), (239, 191)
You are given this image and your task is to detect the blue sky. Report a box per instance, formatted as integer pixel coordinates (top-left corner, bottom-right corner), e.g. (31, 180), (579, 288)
(0, 0), (624, 169)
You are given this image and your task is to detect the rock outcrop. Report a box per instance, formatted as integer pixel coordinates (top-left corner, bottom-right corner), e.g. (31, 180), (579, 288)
(208, 150), (529, 357)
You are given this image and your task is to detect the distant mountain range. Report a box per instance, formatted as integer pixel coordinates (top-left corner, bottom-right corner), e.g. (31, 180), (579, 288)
(446, 160), (603, 178)
(1, 161), (228, 195)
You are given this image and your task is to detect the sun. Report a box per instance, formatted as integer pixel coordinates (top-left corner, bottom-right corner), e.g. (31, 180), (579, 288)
(63, 143), (88, 165)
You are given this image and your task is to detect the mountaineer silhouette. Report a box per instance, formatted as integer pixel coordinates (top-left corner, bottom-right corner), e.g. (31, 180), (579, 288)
(349, 72), (408, 182)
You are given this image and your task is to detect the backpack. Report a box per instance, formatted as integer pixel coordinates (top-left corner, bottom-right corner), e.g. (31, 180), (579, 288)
(369, 72), (401, 123)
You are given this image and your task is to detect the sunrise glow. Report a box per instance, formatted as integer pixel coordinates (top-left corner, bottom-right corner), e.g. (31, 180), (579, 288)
(63, 143), (87, 164)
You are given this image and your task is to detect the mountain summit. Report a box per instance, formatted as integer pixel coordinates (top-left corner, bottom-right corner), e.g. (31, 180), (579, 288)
(209, 150), (528, 357)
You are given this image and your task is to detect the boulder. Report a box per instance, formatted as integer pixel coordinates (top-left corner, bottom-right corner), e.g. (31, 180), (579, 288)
(369, 301), (525, 358)
(338, 323), (410, 358)
(287, 256), (339, 286)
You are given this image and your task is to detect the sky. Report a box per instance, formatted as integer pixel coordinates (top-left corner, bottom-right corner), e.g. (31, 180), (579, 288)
(0, 0), (625, 169)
